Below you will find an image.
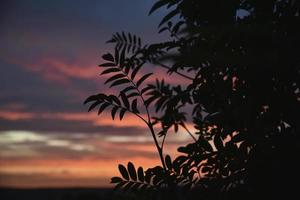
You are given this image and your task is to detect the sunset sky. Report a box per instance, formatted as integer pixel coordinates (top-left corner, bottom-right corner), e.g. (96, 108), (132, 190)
(0, 0), (195, 188)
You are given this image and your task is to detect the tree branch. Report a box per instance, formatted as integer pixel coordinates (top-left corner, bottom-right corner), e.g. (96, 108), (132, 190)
(156, 62), (194, 80)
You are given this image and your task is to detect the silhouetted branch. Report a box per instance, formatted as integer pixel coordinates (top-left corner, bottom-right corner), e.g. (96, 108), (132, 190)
(156, 62), (193, 80)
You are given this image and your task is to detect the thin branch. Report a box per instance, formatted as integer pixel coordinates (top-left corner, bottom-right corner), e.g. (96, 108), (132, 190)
(156, 62), (194, 80)
(181, 123), (197, 142)
(119, 66), (167, 170)
(161, 132), (167, 152)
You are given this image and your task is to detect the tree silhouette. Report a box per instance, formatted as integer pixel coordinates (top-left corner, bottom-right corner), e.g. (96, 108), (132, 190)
(85, 0), (299, 199)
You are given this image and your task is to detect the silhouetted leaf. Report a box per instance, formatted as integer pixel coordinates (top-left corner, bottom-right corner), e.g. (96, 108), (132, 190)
(137, 167), (144, 182)
(131, 63), (143, 80)
(127, 92), (139, 98)
(132, 99), (139, 113)
(199, 138), (213, 152)
(109, 95), (121, 105)
(137, 73), (153, 88)
(114, 48), (119, 65)
(104, 74), (125, 84)
(118, 164), (129, 180)
(114, 181), (126, 191)
(102, 53), (114, 62)
(178, 146), (189, 154)
(123, 182), (134, 192)
(111, 177), (123, 183)
(172, 21), (184, 34)
(84, 94), (105, 104)
(158, 27), (168, 33)
(98, 62), (116, 67)
(158, 9), (179, 27)
(111, 106), (119, 120)
(119, 108), (126, 120)
(100, 68), (119, 75)
(110, 79), (130, 87)
(98, 102), (110, 115)
(149, 0), (169, 15)
(122, 32), (127, 42)
(165, 155), (172, 170)
(141, 85), (155, 95)
(88, 101), (100, 112)
(120, 48), (126, 66)
(128, 162), (137, 181)
(122, 86), (136, 94)
(138, 37), (141, 47)
(120, 92), (130, 108)
(145, 95), (158, 107)
(214, 134), (224, 151)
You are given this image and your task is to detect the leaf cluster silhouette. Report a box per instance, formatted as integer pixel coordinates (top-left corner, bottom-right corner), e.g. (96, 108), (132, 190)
(85, 0), (299, 199)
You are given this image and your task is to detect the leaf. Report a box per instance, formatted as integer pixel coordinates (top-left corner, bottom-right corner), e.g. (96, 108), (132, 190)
(104, 74), (125, 84)
(172, 21), (184, 34)
(109, 95), (121, 105)
(119, 108), (126, 120)
(122, 86), (136, 94)
(106, 38), (117, 43)
(123, 182), (134, 192)
(127, 162), (137, 181)
(137, 167), (144, 182)
(98, 62), (116, 67)
(127, 92), (139, 98)
(149, 0), (169, 15)
(88, 101), (100, 112)
(145, 95), (158, 107)
(131, 63), (143, 80)
(138, 37), (141, 47)
(174, 123), (179, 132)
(111, 106), (119, 120)
(214, 134), (224, 151)
(158, 27), (168, 33)
(137, 73), (153, 88)
(121, 31), (127, 42)
(110, 79), (130, 87)
(165, 155), (172, 170)
(114, 48), (119, 65)
(178, 146), (189, 154)
(114, 181), (126, 191)
(111, 177), (123, 183)
(102, 53), (114, 62)
(141, 85), (155, 95)
(120, 48), (126, 66)
(128, 32), (132, 43)
(131, 99), (139, 113)
(84, 94), (104, 104)
(100, 68), (119, 75)
(120, 92), (130, 108)
(198, 138), (213, 152)
(118, 164), (129, 180)
(159, 9), (179, 27)
(98, 102), (110, 115)
(155, 96), (168, 112)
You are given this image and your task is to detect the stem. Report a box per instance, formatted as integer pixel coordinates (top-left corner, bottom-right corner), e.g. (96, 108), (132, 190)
(120, 67), (166, 169)
(156, 62), (193, 81)
(161, 132), (167, 153)
(181, 123), (197, 142)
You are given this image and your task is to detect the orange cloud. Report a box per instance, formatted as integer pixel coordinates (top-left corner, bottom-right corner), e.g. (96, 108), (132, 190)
(0, 111), (35, 121)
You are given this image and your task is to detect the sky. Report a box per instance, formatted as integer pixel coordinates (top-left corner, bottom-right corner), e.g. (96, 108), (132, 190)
(0, 0), (194, 188)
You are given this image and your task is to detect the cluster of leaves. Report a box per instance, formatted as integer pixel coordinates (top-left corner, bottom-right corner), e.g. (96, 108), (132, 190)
(84, 35), (155, 120)
(85, 0), (300, 199)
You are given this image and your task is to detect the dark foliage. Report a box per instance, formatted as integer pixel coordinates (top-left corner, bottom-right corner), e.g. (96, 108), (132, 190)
(85, 0), (300, 199)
